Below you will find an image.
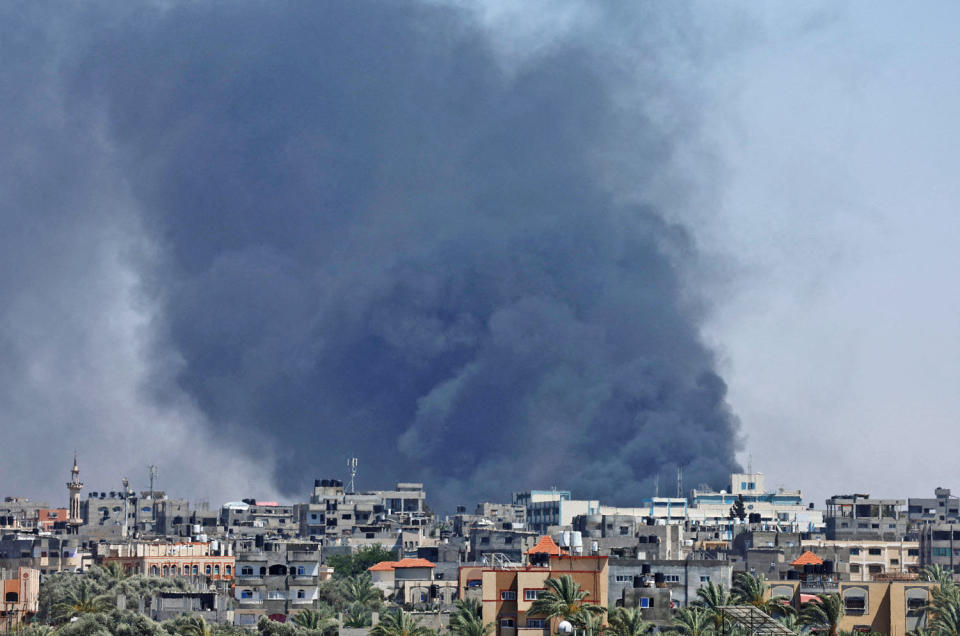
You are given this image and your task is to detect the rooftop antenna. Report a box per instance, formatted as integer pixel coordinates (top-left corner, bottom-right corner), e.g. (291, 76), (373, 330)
(122, 477), (130, 538)
(748, 452), (753, 474)
(148, 465), (158, 499)
(676, 465), (683, 499)
(654, 473), (659, 498)
(347, 457), (358, 494)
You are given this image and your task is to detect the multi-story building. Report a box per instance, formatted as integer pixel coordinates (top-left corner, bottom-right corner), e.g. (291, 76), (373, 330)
(0, 567), (40, 631)
(459, 548), (608, 636)
(368, 557), (458, 606)
(0, 536), (86, 574)
(826, 494), (907, 541)
(99, 540), (234, 581)
(689, 473), (822, 532)
(766, 579), (936, 635)
(608, 558), (733, 608)
(916, 522), (960, 576)
(221, 501), (296, 534)
(467, 528), (539, 563)
(233, 539), (332, 627)
(909, 488), (960, 525)
(799, 539), (921, 581)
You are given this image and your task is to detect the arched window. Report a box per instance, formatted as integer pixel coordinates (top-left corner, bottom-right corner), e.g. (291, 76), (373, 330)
(162, 565), (169, 576)
(214, 565), (220, 575)
(192, 565), (198, 575)
(225, 565), (231, 575)
(151, 565), (159, 576)
(297, 589), (305, 599)
(205, 564), (212, 575)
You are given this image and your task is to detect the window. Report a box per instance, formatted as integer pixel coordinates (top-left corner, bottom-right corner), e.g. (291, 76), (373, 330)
(225, 565), (231, 575)
(850, 564), (861, 573)
(934, 548), (953, 557)
(5, 592), (18, 603)
(162, 565), (169, 576)
(241, 566), (253, 576)
(526, 619), (545, 628)
(615, 575), (633, 583)
(849, 548), (860, 555)
(868, 548), (881, 556)
(909, 549), (919, 556)
(845, 596), (867, 615)
(298, 566), (306, 575)
(500, 618), (515, 628)
(524, 590), (541, 601)
(205, 565), (212, 574)
(664, 575), (680, 583)
(700, 576), (710, 583)
(640, 597), (653, 608)
(297, 589), (305, 599)
(890, 559), (899, 566)
(214, 565), (220, 575)
(501, 591), (517, 601)
(467, 579), (482, 588)
(151, 565), (159, 576)
(192, 565), (198, 575)
(240, 590), (253, 599)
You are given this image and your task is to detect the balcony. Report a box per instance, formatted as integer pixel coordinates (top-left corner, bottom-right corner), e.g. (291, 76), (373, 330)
(236, 598), (263, 605)
(288, 551), (320, 562)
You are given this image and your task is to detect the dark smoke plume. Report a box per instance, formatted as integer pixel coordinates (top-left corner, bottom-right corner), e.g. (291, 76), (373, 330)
(2, 1), (740, 509)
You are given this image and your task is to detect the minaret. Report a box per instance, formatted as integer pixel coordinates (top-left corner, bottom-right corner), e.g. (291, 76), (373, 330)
(67, 452), (84, 533)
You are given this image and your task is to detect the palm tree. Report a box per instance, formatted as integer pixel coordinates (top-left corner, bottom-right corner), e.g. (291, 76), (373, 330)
(930, 599), (960, 636)
(923, 565), (955, 587)
(370, 608), (435, 636)
(176, 615), (213, 636)
(775, 613), (807, 635)
(732, 573), (782, 616)
(292, 607), (339, 633)
(103, 561), (129, 583)
(51, 580), (115, 622)
(671, 606), (713, 636)
(341, 572), (382, 607)
(528, 575), (606, 623)
(695, 582), (735, 633)
(607, 606), (651, 636)
(449, 599), (494, 636)
(800, 593), (844, 636)
(344, 602), (373, 628)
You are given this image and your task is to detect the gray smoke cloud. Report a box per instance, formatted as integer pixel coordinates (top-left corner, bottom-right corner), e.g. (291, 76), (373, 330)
(1, 1), (740, 510)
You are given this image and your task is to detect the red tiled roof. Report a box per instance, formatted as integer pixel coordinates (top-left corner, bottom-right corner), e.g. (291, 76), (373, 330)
(368, 558), (435, 572)
(790, 551), (824, 567)
(527, 535), (568, 556)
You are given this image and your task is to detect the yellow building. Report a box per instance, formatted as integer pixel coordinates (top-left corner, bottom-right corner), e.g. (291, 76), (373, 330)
(765, 579), (936, 635)
(459, 537), (608, 636)
(0, 567), (40, 630)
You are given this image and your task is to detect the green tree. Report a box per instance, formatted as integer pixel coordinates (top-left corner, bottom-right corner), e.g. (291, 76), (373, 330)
(528, 575), (606, 623)
(327, 546), (397, 579)
(671, 606), (713, 636)
(923, 564), (955, 587)
(448, 599), (494, 636)
(51, 580), (115, 623)
(607, 606), (650, 636)
(732, 573), (782, 616)
(799, 593), (844, 636)
(343, 602), (373, 628)
(340, 572), (382, 607)
(370, 608), (435, 636)
(695, 581), (735, 633)
(291, 607), (338, 634)
(729, 495), (747, 522)
(175, 615), (215, 636)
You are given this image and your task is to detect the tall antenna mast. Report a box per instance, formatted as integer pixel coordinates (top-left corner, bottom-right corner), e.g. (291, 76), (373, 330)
(347, 457), (358, 494)
(748, 452), (753, 475)
(148, 465), (158, 499)
(122, 477), (130, 538)
(654, 473), (659, 498)
(676, 465), (683, 499)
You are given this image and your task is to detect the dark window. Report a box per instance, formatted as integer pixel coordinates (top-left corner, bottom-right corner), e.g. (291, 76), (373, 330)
(5, 592), (18, 603)
(868, 548), (881, 555)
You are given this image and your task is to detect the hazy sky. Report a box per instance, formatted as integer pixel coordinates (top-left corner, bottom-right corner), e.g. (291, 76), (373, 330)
(2, 1), (958, 510)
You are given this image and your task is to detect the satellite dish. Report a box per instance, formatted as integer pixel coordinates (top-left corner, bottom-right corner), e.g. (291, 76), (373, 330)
(558, 621), (574, 634)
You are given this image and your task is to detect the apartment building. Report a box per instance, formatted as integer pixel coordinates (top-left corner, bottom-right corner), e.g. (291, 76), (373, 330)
(0, 536), (86, 574)
(458, 551), (608, 636)
(0, 567), (40, 631)
(233, 539), (332, 627)
(916, 523), (960, 575)
(99, 540), (234, 581)
(766, 579), (936, 635)
(608, 558), (733, 608)
(799, 539), (921, 581)
(689, 473), (822, 531)
(908, 488), (960, 524)
(825, 494), (907, 541)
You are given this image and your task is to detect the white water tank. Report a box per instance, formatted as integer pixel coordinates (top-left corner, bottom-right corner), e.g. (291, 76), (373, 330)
(560, 531), (571, 547)
(570, 531), (583, 554)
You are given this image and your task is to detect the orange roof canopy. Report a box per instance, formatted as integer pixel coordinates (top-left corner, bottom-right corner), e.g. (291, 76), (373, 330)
(790, 551), (824, 567)
(368, 557), (436, 572)
(527, 535), (569, 556)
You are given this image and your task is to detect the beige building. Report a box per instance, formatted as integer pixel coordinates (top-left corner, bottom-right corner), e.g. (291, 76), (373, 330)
(100, 541), (234, 581)
(800, 538), (921, 581)
(766, 579), (935, 635)
(0, 567), (40, 630)
(459, 541), (608, 636)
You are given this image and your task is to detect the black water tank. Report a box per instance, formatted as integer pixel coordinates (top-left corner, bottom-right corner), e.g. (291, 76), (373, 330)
(642, 564), (651, 574)
(633, 575), (643, 588)
(787, 570), (799, 580)
(824, 560), (834, 574)
(654, 572), (665, 584)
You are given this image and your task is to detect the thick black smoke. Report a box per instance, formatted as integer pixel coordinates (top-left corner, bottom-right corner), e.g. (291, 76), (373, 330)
(10, 1), (741, 509)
